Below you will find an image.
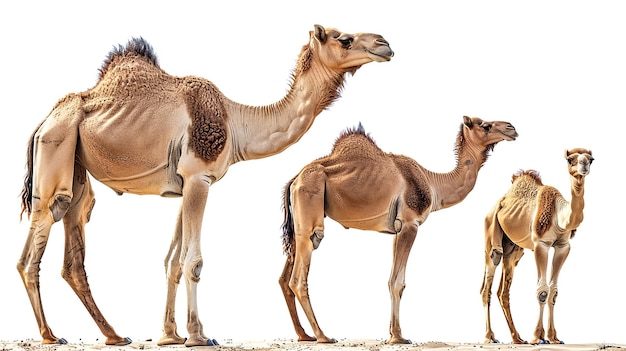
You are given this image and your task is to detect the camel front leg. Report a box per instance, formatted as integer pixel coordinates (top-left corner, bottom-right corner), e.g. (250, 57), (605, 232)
(546, 242), (570, 344)
(387, 222), (417, 344)
(497, 242), (526, 344)
(531, 242), (550, 344)
(61, 175), (130, 346)
(158, 206), (186, 345)
(179, 174), (217, 347)
(278, 255), (316, 341)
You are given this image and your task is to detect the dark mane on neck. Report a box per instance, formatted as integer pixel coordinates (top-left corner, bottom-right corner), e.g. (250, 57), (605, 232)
(289, 44), (346, 114)
(454, 122), (495, 166)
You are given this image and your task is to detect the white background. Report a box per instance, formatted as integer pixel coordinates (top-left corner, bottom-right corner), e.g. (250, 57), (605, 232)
(1, 0), (623, 345)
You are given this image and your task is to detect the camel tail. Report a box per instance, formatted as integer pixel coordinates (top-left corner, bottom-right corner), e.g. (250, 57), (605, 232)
(20, 121), (42, 221)
(281, 176), (297, 258)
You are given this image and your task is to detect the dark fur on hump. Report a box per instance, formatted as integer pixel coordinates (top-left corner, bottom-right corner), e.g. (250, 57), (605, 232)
(331, 122), (375, 150)
(98, 37), (159, 79)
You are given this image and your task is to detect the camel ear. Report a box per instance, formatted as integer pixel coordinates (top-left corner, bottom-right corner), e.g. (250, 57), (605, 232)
(313, 24), (327, 43)
(463, 115), (473, 127)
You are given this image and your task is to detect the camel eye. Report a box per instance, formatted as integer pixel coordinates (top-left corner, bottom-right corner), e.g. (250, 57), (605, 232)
(482, 124), (492, 132)
(337, 36), (353, 48)
(567, 157), (577, 166)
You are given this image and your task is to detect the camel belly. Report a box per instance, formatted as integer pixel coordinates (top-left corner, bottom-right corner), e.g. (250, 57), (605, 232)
(497, 203), (536, 250)
(77, 103), (189, 196)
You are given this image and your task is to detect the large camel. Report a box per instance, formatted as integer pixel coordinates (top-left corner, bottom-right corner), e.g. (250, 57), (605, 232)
(480, 148), (593, 345)
(17, 25), (393, 347)
(279, 116), (518, 344)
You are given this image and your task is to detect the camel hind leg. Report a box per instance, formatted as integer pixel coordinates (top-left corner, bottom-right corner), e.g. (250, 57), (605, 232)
(288, 166), (336, 343)
(497, 237), (525, 344)
(17, 94), (84, 344)
(278, 255), (316, 341)
(17, 204), (63, 344)
(480, 201), (505, 343)
(60, 164), (131, 345)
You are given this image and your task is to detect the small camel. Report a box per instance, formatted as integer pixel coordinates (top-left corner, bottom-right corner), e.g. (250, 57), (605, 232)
(480, 148), (593, 345)
(17, 25), (393, 347)
(279, 116), (518, 344)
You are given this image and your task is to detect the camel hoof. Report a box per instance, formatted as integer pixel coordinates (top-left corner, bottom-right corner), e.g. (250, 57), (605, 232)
(42, 338), (67, 345)
(105, 337), (132, 346)
(388, 337), (411, 344)
(317, 337), (337, 344)
(157, 335), (186, 346)
(184, 337), (218, 347)
(118, 337), (132, 346)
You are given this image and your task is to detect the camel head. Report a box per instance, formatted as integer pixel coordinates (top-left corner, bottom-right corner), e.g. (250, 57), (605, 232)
(461, 116), (518, 151)
(307, 24), (394, 74)
(565, 148), (593, 177)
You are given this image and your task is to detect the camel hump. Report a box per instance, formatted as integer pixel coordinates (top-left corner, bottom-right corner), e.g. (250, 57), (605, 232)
(99, 37), (159, 79)
(512, 169), (543, 185)
(330, 122), (377, 154)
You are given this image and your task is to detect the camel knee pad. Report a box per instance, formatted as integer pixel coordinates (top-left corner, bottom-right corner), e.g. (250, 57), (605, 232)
(310, 230), (324, 249)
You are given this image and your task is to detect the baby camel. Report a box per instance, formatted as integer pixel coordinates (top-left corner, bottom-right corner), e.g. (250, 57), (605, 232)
(279, 116), (518, 344)
(480, 148), (593, 345)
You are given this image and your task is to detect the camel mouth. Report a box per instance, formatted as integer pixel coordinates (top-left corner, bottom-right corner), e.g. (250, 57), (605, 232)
(502, 132), (519, 141)
(367, 49), (394, 62)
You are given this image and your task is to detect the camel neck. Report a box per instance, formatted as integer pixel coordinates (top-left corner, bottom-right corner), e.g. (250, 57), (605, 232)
(566, 176), (586, 229)
(226, 59), (344, 162)
(426, 144), (486, 210)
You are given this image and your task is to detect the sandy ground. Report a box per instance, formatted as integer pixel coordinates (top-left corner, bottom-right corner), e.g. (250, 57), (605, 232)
(1, 339), (625, 351)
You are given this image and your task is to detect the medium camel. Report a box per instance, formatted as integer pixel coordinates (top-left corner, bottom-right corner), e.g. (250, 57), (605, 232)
(17, 25), (393, 347)
(279, 116), (518, 344)
(480, 148), (593, 345)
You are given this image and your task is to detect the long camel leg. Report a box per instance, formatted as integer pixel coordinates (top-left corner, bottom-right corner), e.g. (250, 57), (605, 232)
(497, 240), (526, 344)
(531, 242), (551, 344)
(480, 208), (504, 344)
(288, 174), (335, 343)
(158, 207), (186, 345)
(387, 222), (417, 344)
(178, 173), (216, 347)
(16, 94), (82, 344)
(480, 243), (499, 343)
(546, 242), (570, 344)
(278, 255), (316, 341)
(17, 206), (63, 344)
(61, 171), (130, 345)
(289, 228), (335, 343)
